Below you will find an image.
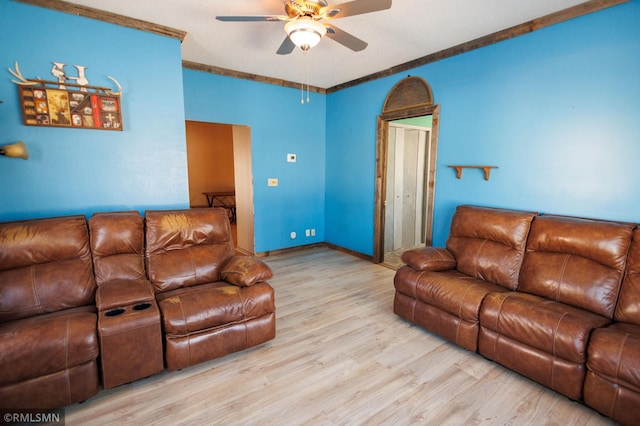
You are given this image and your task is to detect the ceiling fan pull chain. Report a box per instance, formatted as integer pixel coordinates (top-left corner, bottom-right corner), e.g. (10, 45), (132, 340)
(300, 51), (305, 104)
(306, 51), (311, 103)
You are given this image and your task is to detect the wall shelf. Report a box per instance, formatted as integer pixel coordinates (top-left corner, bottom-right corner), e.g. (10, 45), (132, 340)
(448, 165), (497, 181)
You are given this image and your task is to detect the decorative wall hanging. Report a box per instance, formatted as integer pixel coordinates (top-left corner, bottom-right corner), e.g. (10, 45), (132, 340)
(8, 61), (123, 131)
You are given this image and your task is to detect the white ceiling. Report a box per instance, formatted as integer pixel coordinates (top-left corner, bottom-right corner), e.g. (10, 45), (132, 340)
(64, 0), (590, 89)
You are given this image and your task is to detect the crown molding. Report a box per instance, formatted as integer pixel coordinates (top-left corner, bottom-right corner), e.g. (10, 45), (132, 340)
(182, 61), (326, 94)
(14, 0), (186, 41)
(326, 0), (628, 93)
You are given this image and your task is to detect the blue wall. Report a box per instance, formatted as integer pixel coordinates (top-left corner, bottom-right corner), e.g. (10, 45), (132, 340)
(182, 70), (326, 253)
(2, 0), (639, 257)
(326, 0), (640, 252)
(0, 0), (188, 221)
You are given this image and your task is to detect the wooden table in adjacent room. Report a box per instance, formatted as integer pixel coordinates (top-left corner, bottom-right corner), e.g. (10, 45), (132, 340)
(202, 191), (236, 223)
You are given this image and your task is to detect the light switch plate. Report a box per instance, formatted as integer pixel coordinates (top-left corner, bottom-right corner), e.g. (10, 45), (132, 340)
(287, 153), (296, 162)
(268, 178), (278, 187)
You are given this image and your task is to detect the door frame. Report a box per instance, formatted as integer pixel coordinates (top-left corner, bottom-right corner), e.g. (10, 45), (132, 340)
(231, 125), (255, 255)
(373, 104), (440, 264)
(185, 120), (256, 255)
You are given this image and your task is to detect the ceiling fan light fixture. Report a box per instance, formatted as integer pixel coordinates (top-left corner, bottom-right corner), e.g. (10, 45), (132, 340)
(285, 18), (326, 51)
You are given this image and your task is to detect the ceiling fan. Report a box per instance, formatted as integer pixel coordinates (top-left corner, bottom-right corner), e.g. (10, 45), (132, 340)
(216, 0), (392, 54)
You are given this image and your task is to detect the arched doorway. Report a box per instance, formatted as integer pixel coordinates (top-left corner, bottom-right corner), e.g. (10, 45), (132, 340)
(373, 76), (440, 265)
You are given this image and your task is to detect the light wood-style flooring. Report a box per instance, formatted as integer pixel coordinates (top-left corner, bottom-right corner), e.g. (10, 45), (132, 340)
(65, 247), (614, 425)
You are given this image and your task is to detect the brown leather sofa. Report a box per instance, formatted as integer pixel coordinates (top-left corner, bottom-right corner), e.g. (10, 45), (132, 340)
(0, 216), (100, 409)
(394, 205), (638, 425)
(0, 207), (275, 409)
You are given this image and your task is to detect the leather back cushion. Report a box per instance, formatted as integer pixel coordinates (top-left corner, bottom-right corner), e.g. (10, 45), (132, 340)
(616, 226), (640, 324)
(89, 211), (146, 286)
(0, 215), (95, 322)
(145, 209), (235, 293)
(446, 205), (537, 290)
(519, 215), (634, 318)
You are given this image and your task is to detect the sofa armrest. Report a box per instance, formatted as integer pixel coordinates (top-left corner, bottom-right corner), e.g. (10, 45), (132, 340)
(221, 256), (273, 287)
(96, 279), (156, 311)
(401, 247), (456, 271)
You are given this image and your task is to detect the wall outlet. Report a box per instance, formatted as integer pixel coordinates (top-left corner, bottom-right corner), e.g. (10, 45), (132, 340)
(268, 178), (278, 186)
(290, 231), (296, 239)
(311, 228), (316, 236)
(287, 153), (296, 162)
(305, 229), (311, 237)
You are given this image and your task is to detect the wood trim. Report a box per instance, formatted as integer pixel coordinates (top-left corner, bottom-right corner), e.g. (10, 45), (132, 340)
(324, 242), (374, 262)
(373, 117), (390, 264)
(326, 0), (629, 93)
(382, 76), (433, 114)
(182, 61), (327, 94)
(232, 125), (256, 255)
(15, 0), (187, 41)
(424, 106), (440, 247)
(255, 243), (328, 258)
(235, 247), (254, 257)
(373, 104), (440, 264)
(255, 241), (373, 262)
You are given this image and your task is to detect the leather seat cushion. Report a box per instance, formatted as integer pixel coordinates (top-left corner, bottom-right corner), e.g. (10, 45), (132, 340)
(480, 291), (611, 363)
(0, 307), (98, 385)
(394, 267), (508, 322)
(157, 282), (275, 335)
(587, 322), (640, 392)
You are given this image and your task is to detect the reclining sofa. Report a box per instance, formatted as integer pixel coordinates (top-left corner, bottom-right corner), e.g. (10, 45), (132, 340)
(0, 208), (275, 409)
(394, 205), (639, 425)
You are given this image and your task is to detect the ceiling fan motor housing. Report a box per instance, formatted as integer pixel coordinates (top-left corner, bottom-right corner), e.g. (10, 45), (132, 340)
(285, 0), (328, 18)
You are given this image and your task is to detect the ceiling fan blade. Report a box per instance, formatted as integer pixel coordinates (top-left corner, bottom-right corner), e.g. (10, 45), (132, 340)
(276, 36), (296, 55)
(216, 15), (287, 22)
(320, 0), (392, 19)
(324, 24), (367, 52)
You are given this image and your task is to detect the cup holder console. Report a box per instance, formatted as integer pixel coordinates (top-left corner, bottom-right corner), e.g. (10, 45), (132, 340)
(98, 295), (163, 389)
(133, 302), (152, 311)
(104, 302), (152, 317)
(105, 307), (126, 317)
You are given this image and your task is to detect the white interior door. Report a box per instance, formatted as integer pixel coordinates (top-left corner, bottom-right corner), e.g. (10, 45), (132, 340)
(384, 124), (431, 253)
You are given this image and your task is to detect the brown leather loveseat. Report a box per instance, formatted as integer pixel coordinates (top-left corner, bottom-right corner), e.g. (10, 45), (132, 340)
(394, 205), (639, 425)
(0, 207), (275, 410)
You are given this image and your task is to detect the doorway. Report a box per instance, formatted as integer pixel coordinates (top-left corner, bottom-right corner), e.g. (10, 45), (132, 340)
(373, 76), (440, 266)
(383, 121), (432, 267)
(185, 121), (255, 254)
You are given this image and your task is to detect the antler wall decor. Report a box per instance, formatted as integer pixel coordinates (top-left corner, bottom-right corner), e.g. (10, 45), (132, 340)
(9, 61), (122, 96)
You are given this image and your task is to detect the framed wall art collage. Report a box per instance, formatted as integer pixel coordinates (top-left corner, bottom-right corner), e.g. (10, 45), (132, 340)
(10, 61), (123, 131)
